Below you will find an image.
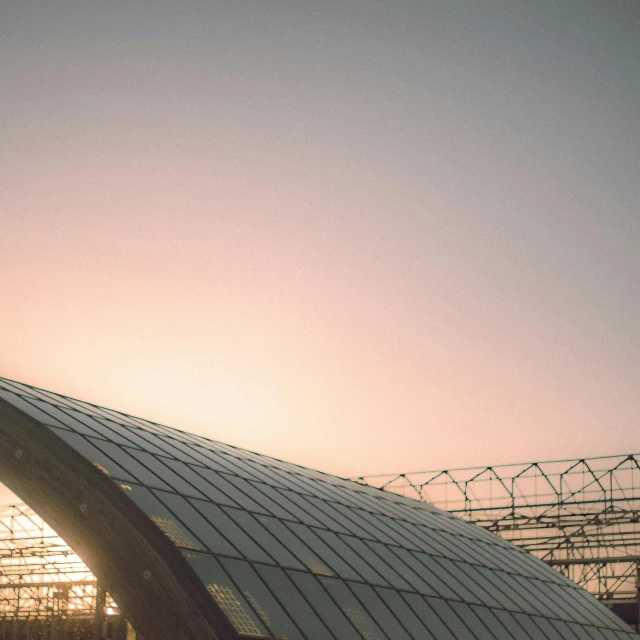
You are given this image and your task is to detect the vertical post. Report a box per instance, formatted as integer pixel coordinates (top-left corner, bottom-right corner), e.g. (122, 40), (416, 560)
(636, 562), (640, 632)
(93, 585), (107, 640)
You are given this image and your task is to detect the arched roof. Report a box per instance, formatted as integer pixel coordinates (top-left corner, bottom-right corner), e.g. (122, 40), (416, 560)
(0, 377), (635, 640)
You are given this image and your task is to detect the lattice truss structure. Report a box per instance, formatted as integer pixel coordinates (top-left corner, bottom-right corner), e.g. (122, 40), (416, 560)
(356, 454), (640, 604)
(0, 504), (119, 619)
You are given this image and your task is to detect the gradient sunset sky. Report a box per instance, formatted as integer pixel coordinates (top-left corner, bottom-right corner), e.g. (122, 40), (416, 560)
(1, 1), (639, 488)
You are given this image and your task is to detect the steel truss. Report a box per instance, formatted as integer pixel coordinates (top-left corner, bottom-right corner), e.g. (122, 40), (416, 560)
(355, 454), (640, 616)
(0, 504), (120, 621)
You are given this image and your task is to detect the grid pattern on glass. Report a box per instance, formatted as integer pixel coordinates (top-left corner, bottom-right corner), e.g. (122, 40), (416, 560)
(0, 377), (636, 640)
(343, 607), (387, 640)
(207, 584), (265, 638)
(150, 516), (201, 551)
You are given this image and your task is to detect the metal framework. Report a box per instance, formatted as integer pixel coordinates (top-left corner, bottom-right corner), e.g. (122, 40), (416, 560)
(0, 502), (129, 638)
(355, 454), (640, 618)
(0, 503), (102, 620)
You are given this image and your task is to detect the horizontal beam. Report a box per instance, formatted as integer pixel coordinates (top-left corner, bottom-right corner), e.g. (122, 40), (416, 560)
(0, 580), (96, 588)
(546, 556), (640, 566)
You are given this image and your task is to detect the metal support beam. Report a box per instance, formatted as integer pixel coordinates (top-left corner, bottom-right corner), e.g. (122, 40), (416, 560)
(356, 453), (640, 610)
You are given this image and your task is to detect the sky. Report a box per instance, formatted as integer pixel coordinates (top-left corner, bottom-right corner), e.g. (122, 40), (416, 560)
(1, 1), (639, 491)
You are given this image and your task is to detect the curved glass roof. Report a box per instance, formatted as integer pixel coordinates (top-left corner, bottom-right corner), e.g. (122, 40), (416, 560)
(0, 377), (636, 640)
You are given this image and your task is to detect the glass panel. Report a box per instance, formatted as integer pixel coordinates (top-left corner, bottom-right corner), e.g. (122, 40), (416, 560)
(512, 613), (549, 639)
(49, 429), (135, 481)
(257, 516), (334, 576)
(195, 469), (270, 514)
(413, 530), (461, 561)
(304, 496), (368, 536)
(480, 542), (533, 577)
(27, 399), (102, 434)
(242, 465), (290, 490)
(528, 616), (565, 640)
(347, 582), (413, 640)
(0, 379), (37, 398)
(287, 571), (361, 640)
(126, 449), (205, 498)
(314, 530), (388, 586)
(0, 390), (68, 428)
(94, 418), (165, 453)
(264, 489), (326, 527)
(93, 409), (147, 431)
(392, 521), (452, 557)
(38, 401), (110, 439)
(475, 568), (535, 614)
(550, 619), (581, 640)
(570, 624), (605, 640)
(200, 452), (251, 478)
(395, 550), (462, 601)
(189, 499), (273, 563)
(285, 522), (362, 581)
(130, 430), (202, 463)
(316, 482), (371, 509)
(460, 602), (510, 640)
(154, 491), (240, 556)
(359, 512), (420, 550)
(374, 587), (436, 640)
(222, 509), (306, 570)
(65, 398), (121, 423)
(292, 475), (353, 506)
(69, 412), (136, 442)
(320, 577), (389, 640)
(490, 545), (544, 579)
(363, 542), (436, 596)
(564, 587), (628, 629)
(220, 558), (304, 640)
(260, 468), (313, 494)
(508, 574), (572, 620)
(430, 557), (486, 605)
(220, 455), (276, 484)
(453, 563), (509, 608)
(339, 536), (412, 590)
(206, 453), (261, 482)
(448, 601), (495, 640)
(256, 565), (334, 640)
(404, 595), (458, 640)
(489, 609), (534, 639)
(252, 484), (321, 525)
(613, 630), (635, 640)
(443, 537), (496, 568)
(184, 551), (270, 638)
(90, 439), (171, 490)
(160, 459), (240, 506)
(547, 585), (600, 624)
(182, 448), (236, 473)
(166, 439), (222, 467)
(126, 485), (204, 552)
(361, 495), (420, 524)
(332, 505), (396, 545)
(358, 489), (408, 521)
(227, 477), (299, 520)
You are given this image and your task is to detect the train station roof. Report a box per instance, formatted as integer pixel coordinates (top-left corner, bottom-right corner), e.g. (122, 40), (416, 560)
(0, 377), (635, 640)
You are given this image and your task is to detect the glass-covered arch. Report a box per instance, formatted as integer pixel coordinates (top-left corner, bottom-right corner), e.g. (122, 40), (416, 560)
(0, 377), (636, 640)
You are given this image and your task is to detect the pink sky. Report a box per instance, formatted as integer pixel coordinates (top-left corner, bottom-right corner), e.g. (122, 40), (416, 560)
(1, 2), (639, 490)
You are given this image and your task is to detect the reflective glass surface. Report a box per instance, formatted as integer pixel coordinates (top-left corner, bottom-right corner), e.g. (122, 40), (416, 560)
(1, 378), (636, 640)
